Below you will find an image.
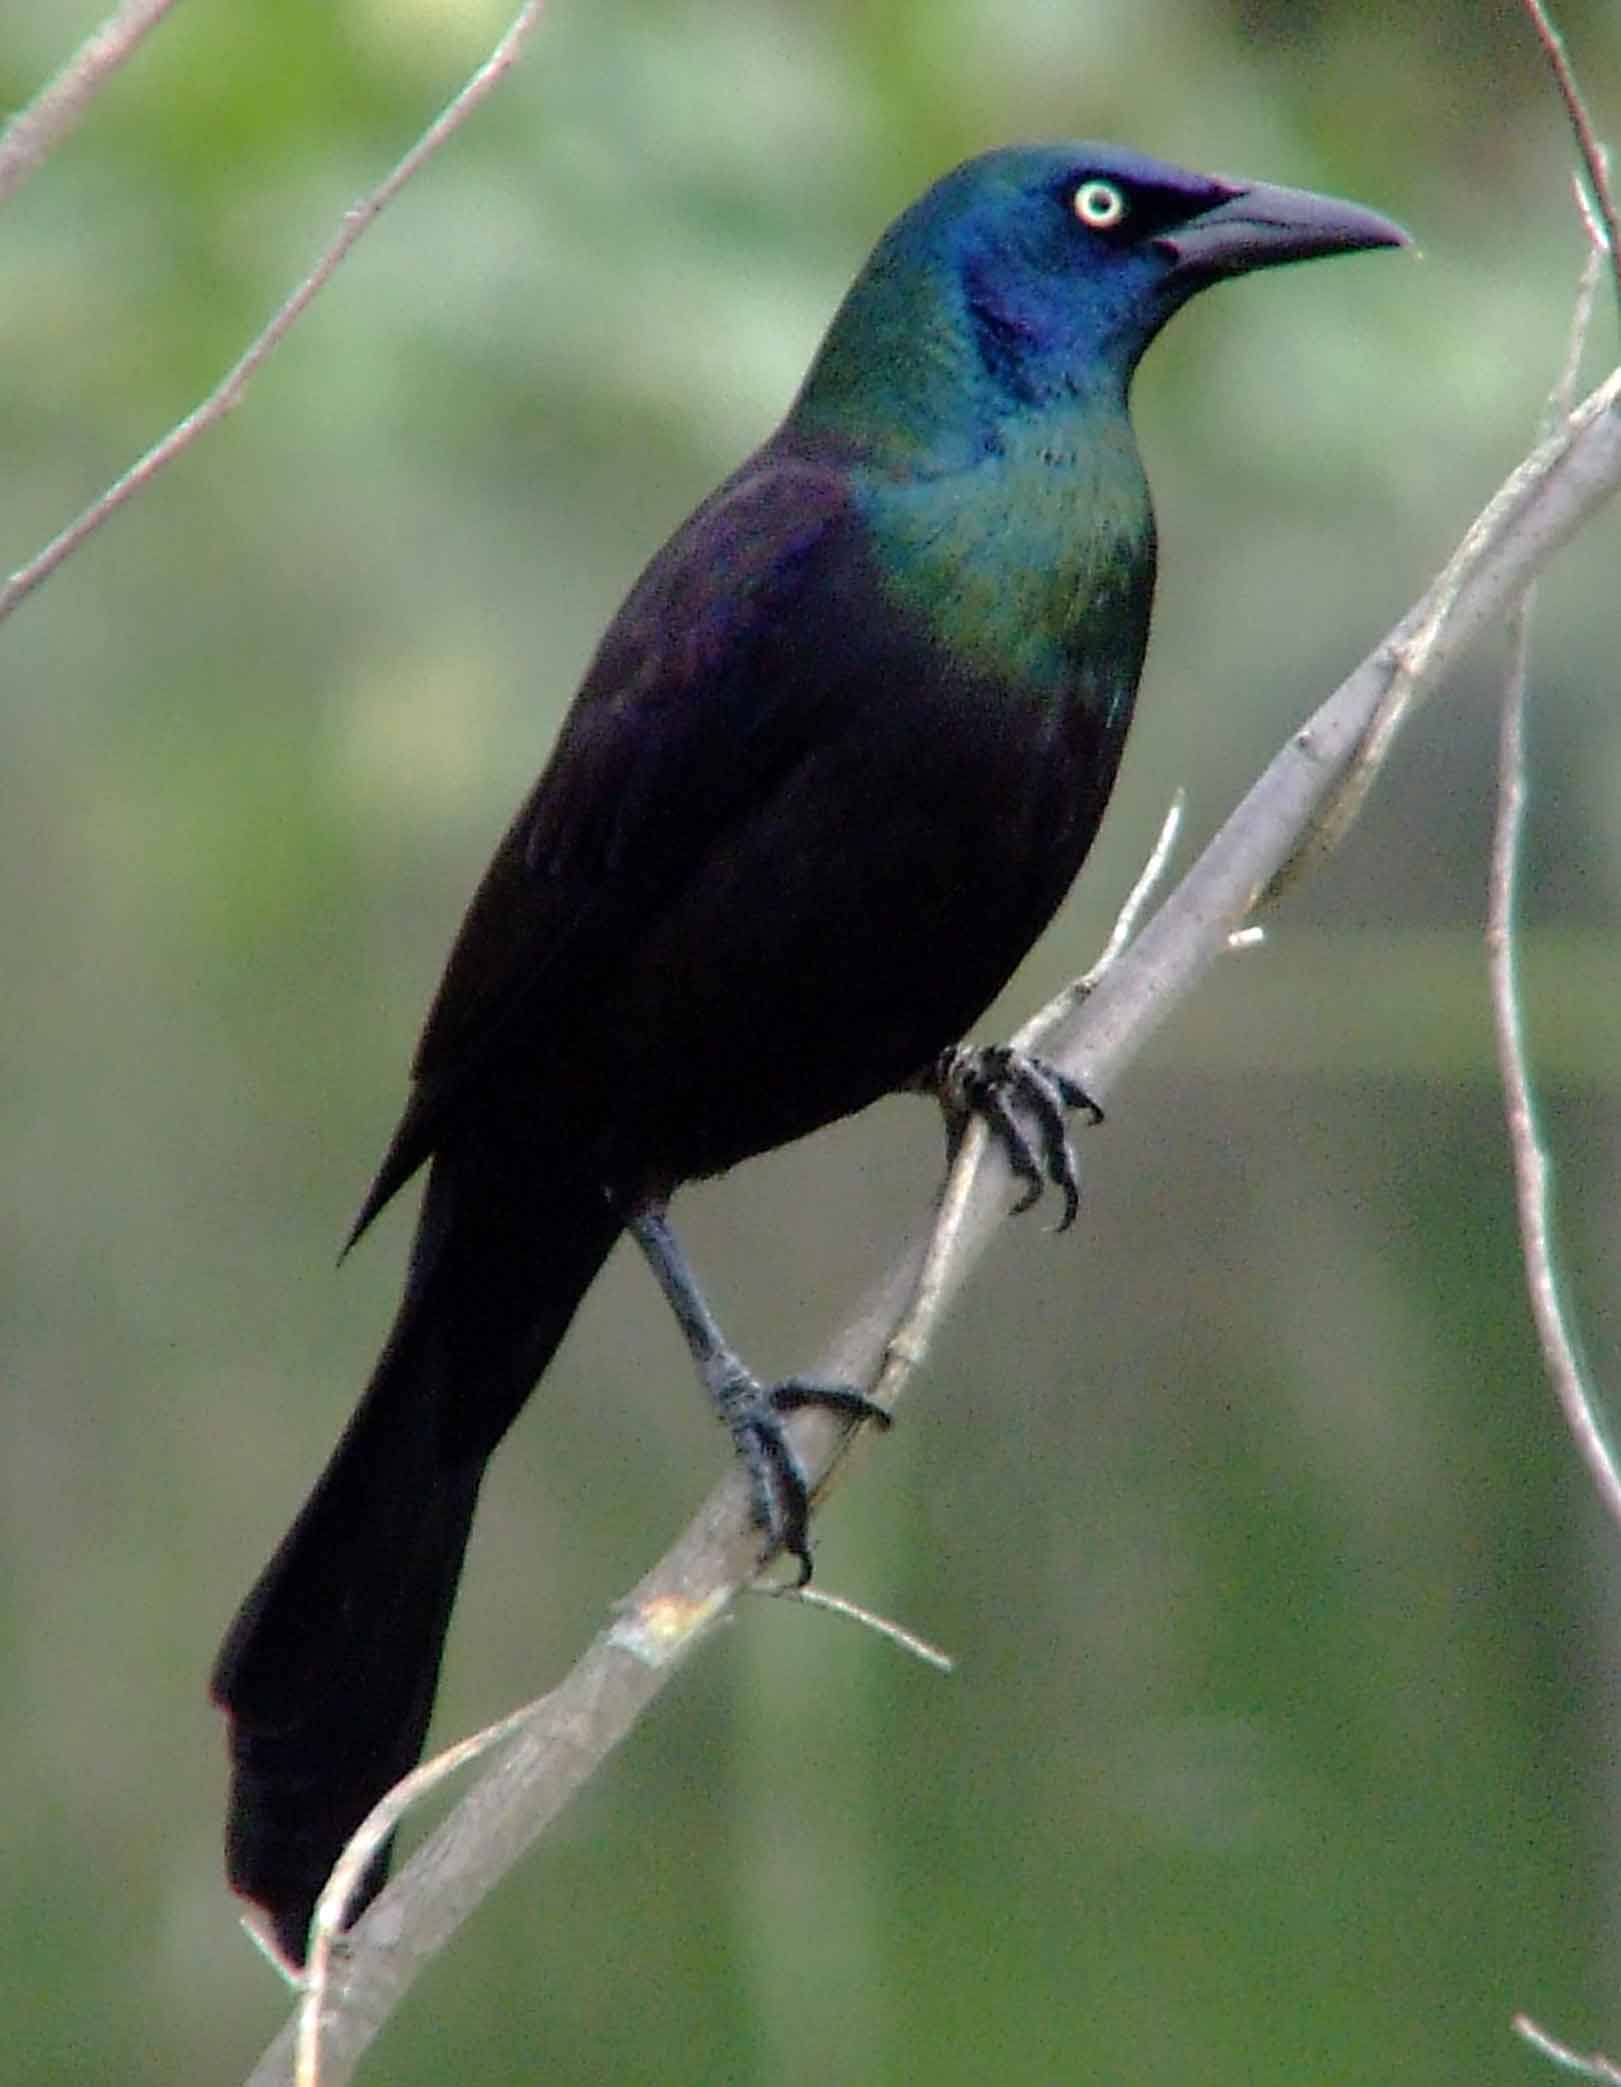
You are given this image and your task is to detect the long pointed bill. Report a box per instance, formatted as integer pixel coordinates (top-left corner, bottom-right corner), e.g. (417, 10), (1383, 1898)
(1156, 178), (1411, 281)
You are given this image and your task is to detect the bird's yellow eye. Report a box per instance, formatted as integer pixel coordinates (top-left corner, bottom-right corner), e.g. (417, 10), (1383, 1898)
(1073, 178), (1127, 230)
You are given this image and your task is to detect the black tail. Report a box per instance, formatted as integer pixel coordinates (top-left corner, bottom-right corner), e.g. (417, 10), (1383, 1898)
(210, 1158), (621, 1969)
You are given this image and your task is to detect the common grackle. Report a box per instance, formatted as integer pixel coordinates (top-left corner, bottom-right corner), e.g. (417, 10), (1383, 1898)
(212, 143), (1406, 1969)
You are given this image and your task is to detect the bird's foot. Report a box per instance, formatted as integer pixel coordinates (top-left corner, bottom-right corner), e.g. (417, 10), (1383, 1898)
(627, 1206), (891, 1580)
(717, 1371), (892, 1584)
(931, 1042), (1102, 1230)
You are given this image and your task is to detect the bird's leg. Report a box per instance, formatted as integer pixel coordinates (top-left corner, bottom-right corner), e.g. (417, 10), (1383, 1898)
(628, 1203), (891, 1582)
(922, 1043), (1104, 1231)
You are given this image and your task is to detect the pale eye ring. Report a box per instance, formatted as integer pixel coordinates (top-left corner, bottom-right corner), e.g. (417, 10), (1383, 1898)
(1073, 178), (1127, 230)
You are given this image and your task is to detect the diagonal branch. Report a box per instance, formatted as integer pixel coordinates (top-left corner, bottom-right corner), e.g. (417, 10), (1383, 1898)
(0, 0), (547, 630)
(243, 362), (1621, 2087)
(1519, 0), (1621, 327)
(0, 0), (183, 209)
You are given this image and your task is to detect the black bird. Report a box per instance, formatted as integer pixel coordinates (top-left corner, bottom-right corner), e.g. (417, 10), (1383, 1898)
(212, 143), (1406, 1969)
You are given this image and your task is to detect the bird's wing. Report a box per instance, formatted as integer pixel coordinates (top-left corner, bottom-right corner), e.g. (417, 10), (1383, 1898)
(347, 445), (861, 1240)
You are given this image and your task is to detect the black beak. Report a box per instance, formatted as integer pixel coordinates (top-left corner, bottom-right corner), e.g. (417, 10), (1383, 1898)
(1156, 177), (1411, 280)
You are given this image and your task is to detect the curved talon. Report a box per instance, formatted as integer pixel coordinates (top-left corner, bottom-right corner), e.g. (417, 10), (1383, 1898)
(732, 1403), (815, 1580)
(932, 1042), (1101, 1231)
(771, 1380), (893, 1430)
(728, 1378), (890, 1583)
(627, 1211), (892, 1585)
(971, 1080), (1046, 1213)
(1001, 1053), (1082, 1229)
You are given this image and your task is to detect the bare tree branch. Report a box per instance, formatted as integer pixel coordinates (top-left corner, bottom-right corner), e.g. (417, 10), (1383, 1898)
(1490, 599), (1621, 1525)
(1490, 578), (1621, 1530)
(0, 0), (182, 208)
(242, 363), (1621, 2087)
(0, 0), (548, 630)
(759, 1583), (956, 1675)
(295, 1702), (539, 2087)
(1488, 245), (1621, 1540)
(1516, 2012), (1621, 2083)
(1496, 21), (1621, 2072)
(1520, 0), (1621, 325)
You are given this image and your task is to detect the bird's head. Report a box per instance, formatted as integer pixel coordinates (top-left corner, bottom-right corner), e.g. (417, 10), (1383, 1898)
(791, 143), (1409, 466)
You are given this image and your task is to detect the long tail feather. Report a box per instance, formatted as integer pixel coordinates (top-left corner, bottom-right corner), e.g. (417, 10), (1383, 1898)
(211, 1160), (620, 1968)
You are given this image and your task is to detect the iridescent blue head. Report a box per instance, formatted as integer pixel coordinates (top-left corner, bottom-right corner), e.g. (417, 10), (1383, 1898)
(791, 143), (1408, 468)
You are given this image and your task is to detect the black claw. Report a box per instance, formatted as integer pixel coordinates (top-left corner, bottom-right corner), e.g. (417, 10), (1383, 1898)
(771, 1380), (893, 1430)
(733, 1404), (815, 1579)
(628, 1210), (891, 1585)
(974, 1082), (1045, 1211)
(726, 1377), (890, 1583)
(932, 1043), (1102, 1230)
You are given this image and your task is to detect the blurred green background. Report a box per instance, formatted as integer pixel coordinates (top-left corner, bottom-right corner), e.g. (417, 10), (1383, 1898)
(5, 1), (1621, 2079)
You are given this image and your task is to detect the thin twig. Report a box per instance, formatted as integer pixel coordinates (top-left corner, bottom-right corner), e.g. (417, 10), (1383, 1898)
(0, 0), (182, 208)
(1486, 64), (1621, 1535)
(0, 0), (548, 630)
(297, 1702), (536, 2087)
(1515, 2013), (1621, 2083)
(1488, 594), (1621, 1528)
(1553, 208), (1607, 415)
(1519, 0), (1621, 327)
(764, 1584), (956, 1674)
(1080, 791), (1186, 988)
(1493, 198), (1621, 2081)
